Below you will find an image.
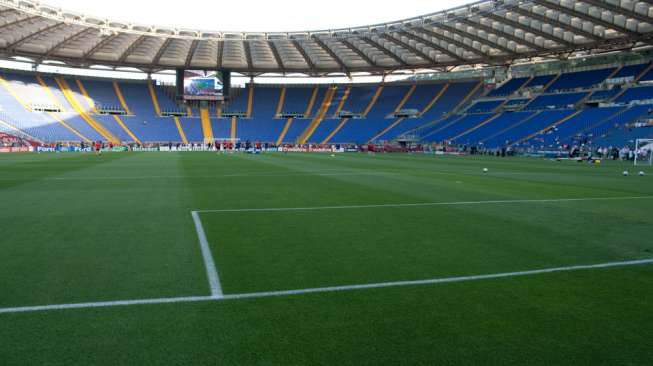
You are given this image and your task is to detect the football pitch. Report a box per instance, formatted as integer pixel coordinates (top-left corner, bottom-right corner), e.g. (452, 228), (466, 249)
(1, 152), (652, 365)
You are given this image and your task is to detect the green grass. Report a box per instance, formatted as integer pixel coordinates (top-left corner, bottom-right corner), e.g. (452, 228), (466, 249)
(1, 152), (652, 365)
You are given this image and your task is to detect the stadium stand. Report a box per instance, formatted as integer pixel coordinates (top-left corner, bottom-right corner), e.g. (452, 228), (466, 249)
(2, 59), (653, 148)
(487, 77), (530, 97)
(546, 68), (615, 92)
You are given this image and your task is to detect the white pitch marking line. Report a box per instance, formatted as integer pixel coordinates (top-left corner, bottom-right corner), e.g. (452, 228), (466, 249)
(0, 171), (394, 181)
(195, 196), (653, 213)
(0, 258), (652, 315)
(191, 211), (223, 298)
(222, 258), (653, 300)
(0, 296), (213, 314)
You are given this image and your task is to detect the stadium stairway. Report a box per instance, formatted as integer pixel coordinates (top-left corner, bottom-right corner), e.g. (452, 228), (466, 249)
(54, 77), (120, 144)
(35, 75), (67, 112)
(514, 109), (583, 146)
(477, 112), (540, 147)
(239, 86), (284, 143)
(112, 115), (141, 144)
(304, 87), (320, 119)
(377, 84), (452, 141)
(297, 87), (337, 144)
(147, 81), (162, 117)
(275, 87), (286, 117)
(331, 86), (351, 118)
(172, 117), (189, 144)
(112, 82), (132, 115)
(230, 116), (237, 144)
(276, 118), (293, 145)
(246, 84), (254, 118)
(74, 79), (99, 113)
(485, 111), (572, 147)
(200, 107), (214, 144)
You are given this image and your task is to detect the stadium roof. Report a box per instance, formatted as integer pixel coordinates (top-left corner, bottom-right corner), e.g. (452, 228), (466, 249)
(1, 0), (653, 76)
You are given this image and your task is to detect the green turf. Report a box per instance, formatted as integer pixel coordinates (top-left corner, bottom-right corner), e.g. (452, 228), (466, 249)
(1, 152), (652, 365)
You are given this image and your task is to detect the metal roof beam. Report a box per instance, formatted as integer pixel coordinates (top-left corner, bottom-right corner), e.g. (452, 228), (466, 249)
(484, 12), (576, 48)
(267, 40), (285, 71)
(43, 27), (96, 59)
(5, 21), (64, 50)
(532, 0), (640, 37)
(118, 35), (147, 64)
(435, 22), (518, 56)
(151, 38), (173, 65)
(340, 38), (377, 67)
(361, 36), (408, 67)
(416, 27), (487, 60)
(379, 32), (436, 63)
(243, 40), (253, 70)
(0, 8), (18, 16)
(458, 18), (548, 52)
(397, 29), (466, 62)
(0, 15), (39, 31)
(292, 39), (316, 71)
(185, 39), (199, 68)
(509, 6), (603, 43)
(217, 40), (224, 69)
(311, 36), (348, 73)
(82, 33), (120, 60)
(580, 0), (652, 24)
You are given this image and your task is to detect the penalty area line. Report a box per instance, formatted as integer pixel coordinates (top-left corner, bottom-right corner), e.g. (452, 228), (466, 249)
(1, 258), (652, 315)
(191, 211), (223, 298)
(194, 196), (653, 213)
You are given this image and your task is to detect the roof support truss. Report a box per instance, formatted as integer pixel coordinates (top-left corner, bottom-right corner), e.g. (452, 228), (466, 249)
(268, 40), (285, 71)
(416, 27), (488, 60)
(435, 22), (518, 56)
(43, 27), (96, 59)
(532, 0), (640, 37)
(217, 40), (224, 69)
(5, 21), (64, 50)
(185, 39), (199, 68)
(396, 29), (465, 62)
(379, 32), (436, 63)
(83, 33), (120, 60)
(0, 8), (18, 16)
(580, 0), (652, 24)
(458, 17), (548, 52)
(151, 38), (173, 65)
(362, 36), (408, 67)
(484, 12), (576, 49)
(509, 6), (603, 43)
(243, 40), (253, 69)
(311, 36), (348, 73)
(118, 35), (147, 63)
(340, 38), (377, 67)
(292, 40), (316, 70)
(0, 15), (39, 31)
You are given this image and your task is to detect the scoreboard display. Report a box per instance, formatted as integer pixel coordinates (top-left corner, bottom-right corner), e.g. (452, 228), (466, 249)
(176, 69), (230, 101)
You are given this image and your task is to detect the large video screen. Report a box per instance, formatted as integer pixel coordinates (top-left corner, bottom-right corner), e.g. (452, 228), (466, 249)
(178, 70), (228, 101)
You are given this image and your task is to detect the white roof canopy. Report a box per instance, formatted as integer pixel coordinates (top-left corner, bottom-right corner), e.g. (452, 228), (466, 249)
(1, 0), (653, 75)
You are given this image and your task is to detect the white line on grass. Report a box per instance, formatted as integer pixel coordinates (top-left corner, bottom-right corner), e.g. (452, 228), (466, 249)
(0, 258), (652, 314)
(0, 296), (214, 314)
(0, 171), (394, 181)
(195, 196), (653, 213)
(221, 258), (653, 300)
(191, 211), (223, 298)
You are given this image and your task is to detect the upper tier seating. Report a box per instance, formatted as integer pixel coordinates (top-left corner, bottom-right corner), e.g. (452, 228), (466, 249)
(547, 68), (615, 92)
(487, 77), (530, 97)
(526, 92), (588, 110)
(612, 63), (649, 79)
